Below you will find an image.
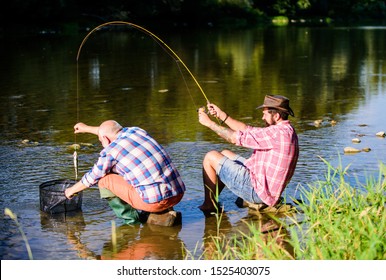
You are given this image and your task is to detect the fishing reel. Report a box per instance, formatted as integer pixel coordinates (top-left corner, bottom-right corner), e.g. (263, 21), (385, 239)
(197, 106), (208, 114)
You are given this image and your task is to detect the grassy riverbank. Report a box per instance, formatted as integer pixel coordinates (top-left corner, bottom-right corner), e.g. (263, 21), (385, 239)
(188, 160), (386, 260)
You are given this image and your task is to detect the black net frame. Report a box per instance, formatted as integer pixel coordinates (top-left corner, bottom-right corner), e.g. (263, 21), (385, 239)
(39, 179), (83, 214)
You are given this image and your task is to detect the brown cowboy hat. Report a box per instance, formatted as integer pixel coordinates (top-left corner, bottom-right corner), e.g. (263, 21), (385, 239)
(256, 94), (295, 117)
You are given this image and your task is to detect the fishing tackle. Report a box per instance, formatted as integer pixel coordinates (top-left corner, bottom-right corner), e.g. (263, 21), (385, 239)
(76, 21), (210, 105)
(73, 21), (216, 174)
(197, 105), (208, 114)
(73, 150), (78, 180)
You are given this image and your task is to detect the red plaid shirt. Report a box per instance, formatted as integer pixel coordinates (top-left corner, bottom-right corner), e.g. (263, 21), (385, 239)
(236, 121), (299, 206)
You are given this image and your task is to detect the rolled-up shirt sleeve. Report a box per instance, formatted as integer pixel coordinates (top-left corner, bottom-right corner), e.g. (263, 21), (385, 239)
(236, 125), (275, 150)
(81, 152), (115, 187)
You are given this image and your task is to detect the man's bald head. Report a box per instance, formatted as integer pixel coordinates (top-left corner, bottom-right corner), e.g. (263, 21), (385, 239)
(98, 120), (122, 144)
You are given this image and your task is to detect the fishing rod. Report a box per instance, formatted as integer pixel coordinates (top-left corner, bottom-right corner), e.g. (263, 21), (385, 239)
(73, 21), (217, 180)
(76, 20), (210, 104)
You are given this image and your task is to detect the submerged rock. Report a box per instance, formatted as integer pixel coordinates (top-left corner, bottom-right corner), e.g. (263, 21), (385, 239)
(344, 147), (361, 153)
(80, 142), (94, 147)
(21, 139), (39, 145)
(313, 118), (337, 127)
(68, 143), (81, 150)
(376, 131), (385, 137)
(235, 197), (296, 214)
(314, 119), (323, 127)
(146, 210), (182, 226)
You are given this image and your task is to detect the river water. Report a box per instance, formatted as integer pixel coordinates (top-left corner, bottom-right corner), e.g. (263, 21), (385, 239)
(0, 25), (385, 260)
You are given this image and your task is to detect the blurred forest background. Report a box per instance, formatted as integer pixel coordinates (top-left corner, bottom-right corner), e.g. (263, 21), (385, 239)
(1, 0), (386, 34)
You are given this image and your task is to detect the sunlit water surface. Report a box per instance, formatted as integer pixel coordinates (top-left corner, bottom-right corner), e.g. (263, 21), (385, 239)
(0, 26), (385, 259)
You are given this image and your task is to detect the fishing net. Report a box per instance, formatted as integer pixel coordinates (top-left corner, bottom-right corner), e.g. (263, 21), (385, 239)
(39, 179), (82, 214)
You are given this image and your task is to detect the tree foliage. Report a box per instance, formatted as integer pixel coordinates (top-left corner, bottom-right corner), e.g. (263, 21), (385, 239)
(1, 0), (385, 29)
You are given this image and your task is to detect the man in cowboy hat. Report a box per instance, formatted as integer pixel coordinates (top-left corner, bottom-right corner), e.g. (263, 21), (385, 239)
(198, 95), (299, 212)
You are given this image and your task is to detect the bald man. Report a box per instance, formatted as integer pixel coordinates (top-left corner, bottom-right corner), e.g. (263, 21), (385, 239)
(65, 120), (185, 225)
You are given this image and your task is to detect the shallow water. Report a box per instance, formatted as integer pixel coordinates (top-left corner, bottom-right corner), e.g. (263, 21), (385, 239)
(0, 26), (385, 259)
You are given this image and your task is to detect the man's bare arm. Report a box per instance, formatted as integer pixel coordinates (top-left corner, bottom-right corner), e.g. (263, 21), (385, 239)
(208, 122), (237, 144)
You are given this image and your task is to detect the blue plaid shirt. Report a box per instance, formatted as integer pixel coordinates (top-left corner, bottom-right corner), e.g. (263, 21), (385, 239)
(81, 127), (185, 203)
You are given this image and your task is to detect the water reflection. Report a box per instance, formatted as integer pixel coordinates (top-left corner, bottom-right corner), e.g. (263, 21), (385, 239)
(100, 224), (184, 260)
(201, 211), (294, 260)
(66, 222), (185, 260)
(0, 26), (385, 260)
(89, 58), (101, 88)
(40, 211), (96, 259)
(37, 204), (293, 260)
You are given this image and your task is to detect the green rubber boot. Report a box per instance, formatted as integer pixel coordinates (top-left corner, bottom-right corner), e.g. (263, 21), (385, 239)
(99, 188), (140, 225)
(107, 197), (140, 225)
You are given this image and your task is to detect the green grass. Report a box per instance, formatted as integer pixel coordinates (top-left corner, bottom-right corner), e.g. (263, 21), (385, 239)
(4, 208), (33, 260)
(200, 220), (294, 260)
(289, 159), (386, 260)
(189, 159), (386, 260)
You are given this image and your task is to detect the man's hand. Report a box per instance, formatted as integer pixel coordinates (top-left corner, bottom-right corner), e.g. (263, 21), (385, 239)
(64, 181), (87, 199)
(207, 103), (228, 122)
(64, 188), (75, 199)
(74, 122), (99, 135)
(74, 122), (88, 134)
(198, 107), (212, 127)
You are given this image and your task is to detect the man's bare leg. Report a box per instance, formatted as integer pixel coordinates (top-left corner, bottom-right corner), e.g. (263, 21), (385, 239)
(199, 150), (226, 212)
(221, 149), (238, 160)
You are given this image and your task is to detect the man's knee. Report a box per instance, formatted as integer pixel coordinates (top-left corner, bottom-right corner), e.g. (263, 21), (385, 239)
(98, 174), (111, 189)
(203, 151), (223, 166)
(99, 187), (116, 199)
(221, 149), (235, 159)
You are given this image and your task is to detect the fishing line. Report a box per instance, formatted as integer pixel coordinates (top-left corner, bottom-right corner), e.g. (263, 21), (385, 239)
(76, 21), (210, 105)
(174, 60), (198, 108)
(73, 47), (81, 181)
(73, 21), (218, 180)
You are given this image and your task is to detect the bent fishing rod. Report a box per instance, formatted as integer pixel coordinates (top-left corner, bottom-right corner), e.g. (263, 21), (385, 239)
(76, 21), (211, 105)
